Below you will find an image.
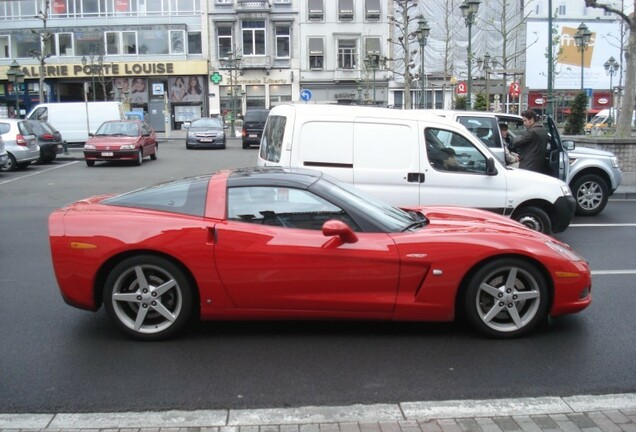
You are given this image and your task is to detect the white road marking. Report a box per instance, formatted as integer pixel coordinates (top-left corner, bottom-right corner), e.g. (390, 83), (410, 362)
(0, 161), (78, 185)
(570, 223), (636, 227)
(591, 270), (636, 275)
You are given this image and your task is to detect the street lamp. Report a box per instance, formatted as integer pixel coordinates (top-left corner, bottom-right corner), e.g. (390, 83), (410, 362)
(6, 60), (25, 118)
(416, 16), (431, 109)
(603, 56), (620, 127)
(221, 50), (242, 137)
(460, 0), (480, 109)
(573, 23), (592, 92)
(476, 52), (494, 111)
(363, 53), (386, 105)
(81, 54), (104, 101)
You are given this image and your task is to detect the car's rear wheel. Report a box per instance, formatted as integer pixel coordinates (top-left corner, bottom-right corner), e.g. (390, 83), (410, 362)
(464, 258), (549, 338)
(85, 160), (95, 167)
(150, 144), (158, 160)
(1, 154), (17, 172)
(512, 206), (552, 234)
(572, 174), (609, 216)
(135, 149), (143, 166)
(103, 255), (194, 340)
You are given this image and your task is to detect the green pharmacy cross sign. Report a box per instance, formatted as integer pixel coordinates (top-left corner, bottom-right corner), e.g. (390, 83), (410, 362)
(210, 72), (223, 84)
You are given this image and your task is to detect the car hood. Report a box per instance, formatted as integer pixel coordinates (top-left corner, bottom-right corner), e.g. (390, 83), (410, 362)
(568, 146), (615, 159)
(86, 136), (140, 148)
(189, 127), (223, 133)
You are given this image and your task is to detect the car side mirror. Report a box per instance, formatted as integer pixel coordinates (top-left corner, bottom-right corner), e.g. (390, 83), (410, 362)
(322, 220), (358, 244)
(562, 140), (575, 151)
(486, 157), (497, 175)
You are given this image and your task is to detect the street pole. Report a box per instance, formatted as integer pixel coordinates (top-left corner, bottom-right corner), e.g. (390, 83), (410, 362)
(547, 0), (554, 117)
(604, 56), (620, 127)
(460, 0), (480, 110)
(416, 17), (430, 109)
(574, 23), (592, 93)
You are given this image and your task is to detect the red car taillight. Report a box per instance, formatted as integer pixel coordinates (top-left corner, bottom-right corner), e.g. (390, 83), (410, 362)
(242, 128), (247, 137)
(16, 134), (28, 147)
(41, 133), (55, 140)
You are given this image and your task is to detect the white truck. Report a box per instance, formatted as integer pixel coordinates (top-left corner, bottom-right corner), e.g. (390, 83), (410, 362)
(27, 101), (125, 144)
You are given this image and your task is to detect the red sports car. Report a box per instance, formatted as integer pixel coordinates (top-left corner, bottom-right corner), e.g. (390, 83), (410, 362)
(48, 167), (591, 340)
(83, 120), (158, 167)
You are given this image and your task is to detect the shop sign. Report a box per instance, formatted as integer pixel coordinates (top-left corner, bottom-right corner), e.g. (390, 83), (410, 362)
(3, 61), (209, 79)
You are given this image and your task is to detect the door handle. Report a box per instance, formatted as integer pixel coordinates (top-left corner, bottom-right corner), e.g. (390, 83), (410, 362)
(407, 172), (425, 183)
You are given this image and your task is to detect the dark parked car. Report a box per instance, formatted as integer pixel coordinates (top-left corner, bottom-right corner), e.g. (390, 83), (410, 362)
(185, 117), (226, 149)
(25, 119), (64, 163)
(241, 109), (269, 149)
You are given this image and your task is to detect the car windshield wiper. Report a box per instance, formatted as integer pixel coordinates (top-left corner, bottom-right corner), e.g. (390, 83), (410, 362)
(402, 212), (429, 232)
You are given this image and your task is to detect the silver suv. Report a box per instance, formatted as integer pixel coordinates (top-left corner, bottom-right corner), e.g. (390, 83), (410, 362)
(432, 110), (622, 216)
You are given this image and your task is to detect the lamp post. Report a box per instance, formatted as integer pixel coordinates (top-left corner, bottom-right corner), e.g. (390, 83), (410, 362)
(363, 53), (386, 105)
(603, 56), (620, 127)
(416, 16), (431, 109)
(476, 52), (493, 111)
(573, 23), (592, 92)
(460, 0), (480, 110)
(6, 60), (25, 118)
(221, 50), (242, 138)
(81, 54), (104, 101)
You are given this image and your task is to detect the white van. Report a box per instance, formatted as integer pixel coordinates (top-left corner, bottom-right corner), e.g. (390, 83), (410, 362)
(257, 104), (576, 234)
(27, 101), (125, 144)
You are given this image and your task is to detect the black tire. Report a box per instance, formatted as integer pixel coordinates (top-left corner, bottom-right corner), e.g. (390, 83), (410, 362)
(16, 162), (31, 170)
(150, 144), (158, 160)
(512, 206), (552, 234)
(571, 174), (609, 216)
(1, 154), (17, 172)
(135, 149), (143, 166)
(242, 142), (249, 149)
(85, 160), (95, 167)
(186, 144), (193, 150)
(103, 255), (194, 340)
(463, 258), (549, 338)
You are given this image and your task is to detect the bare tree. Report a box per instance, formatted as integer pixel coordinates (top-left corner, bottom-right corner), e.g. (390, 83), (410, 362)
(585, 0), (635, 138)
(29, 0), (51, 103)
(388, 0), (420, 109)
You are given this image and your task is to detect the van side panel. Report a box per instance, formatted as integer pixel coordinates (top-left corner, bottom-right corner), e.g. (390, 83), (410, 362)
(296, 120), (354, 183)
(353, 119), (421, 206)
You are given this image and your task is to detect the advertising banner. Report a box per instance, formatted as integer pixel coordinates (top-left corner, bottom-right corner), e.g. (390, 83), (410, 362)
(525, 20), (623, 90)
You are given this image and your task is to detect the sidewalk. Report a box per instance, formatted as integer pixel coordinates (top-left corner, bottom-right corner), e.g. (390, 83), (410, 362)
(2, 393), (636, 430)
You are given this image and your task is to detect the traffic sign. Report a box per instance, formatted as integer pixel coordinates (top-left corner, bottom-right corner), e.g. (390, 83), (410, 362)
(300, 89), (312, 102)
(456, 82), (467, 95)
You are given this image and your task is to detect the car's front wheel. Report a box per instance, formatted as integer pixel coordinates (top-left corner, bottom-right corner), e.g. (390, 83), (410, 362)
(103, 255), (194, 340)
(512, 206), (552, 234)
(571, 174), (609, 216)
(85, 160), (95, 167)
(135, 149), (143, 166)
(463, 258), (549, 338)
(150, 144), (158, 160)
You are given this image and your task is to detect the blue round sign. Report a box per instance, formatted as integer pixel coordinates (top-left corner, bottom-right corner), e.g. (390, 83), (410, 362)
(300, 89), (313, 102)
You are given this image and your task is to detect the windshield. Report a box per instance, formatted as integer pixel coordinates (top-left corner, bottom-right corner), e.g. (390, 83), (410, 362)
(312, 173), (416, 232)
(191, 118), (223, 128)
(96, 122), (139, 137)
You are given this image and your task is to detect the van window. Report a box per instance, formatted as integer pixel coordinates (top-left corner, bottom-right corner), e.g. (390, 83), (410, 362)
(456, 116), (499, 148)
(425, 128), (488, 174)
(29, 107), (48, 122)
(260, 115), (287, 163)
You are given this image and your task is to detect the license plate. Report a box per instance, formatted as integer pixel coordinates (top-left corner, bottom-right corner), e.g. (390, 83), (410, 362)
(101, 152), (114, 157)
(56, 144), (63, 149)
(249, 134), (258, 138)
(200, 138), (213, 143)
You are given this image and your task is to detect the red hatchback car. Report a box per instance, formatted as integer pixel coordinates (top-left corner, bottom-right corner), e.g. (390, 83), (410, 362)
(48, 168), (591, 341)
(83, 120), (157, 167)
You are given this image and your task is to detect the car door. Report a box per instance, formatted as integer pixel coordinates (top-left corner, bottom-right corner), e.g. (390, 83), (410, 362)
(545, 116), (569, 182)
(214, 185), (400, 313)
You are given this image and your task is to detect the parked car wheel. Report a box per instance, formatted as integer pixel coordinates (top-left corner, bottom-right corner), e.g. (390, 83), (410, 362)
(242, 142), (249, 149)
(150, 144), (158, 160)
(16, 162), (31, 170)
(0, 153), (17, 172)
(85, 160), (95, 167)
(512, 206), (552, 234)
(463, 258), (549, 338)
(103, 255), (194, 340)
(135, 149), (143, 166)
(571, 173), (609, 216)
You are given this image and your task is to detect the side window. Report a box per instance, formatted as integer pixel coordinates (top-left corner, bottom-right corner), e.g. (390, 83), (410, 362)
(227, 186), (360, 231)
(424, 128), (487, 174)
(29, 106), (48, 121)
(457, 116), (500, 148)
(260, 115), (286, 163)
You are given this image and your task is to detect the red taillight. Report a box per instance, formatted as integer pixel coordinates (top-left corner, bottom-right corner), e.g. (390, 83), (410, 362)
(242, 128), (247, 137)
(16, 134), (28, 147)
(41, 133), (55, 140)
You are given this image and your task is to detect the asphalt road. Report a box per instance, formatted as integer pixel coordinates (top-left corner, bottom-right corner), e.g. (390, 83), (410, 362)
(1, 139), (635, 414)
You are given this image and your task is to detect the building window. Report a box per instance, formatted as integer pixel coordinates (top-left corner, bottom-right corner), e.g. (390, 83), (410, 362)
(534, 4), (541, 15)
(275, 26), (290, 58)
(308, 0), (323, 20)
(365, 0), (380, 20)
(138, 29), (169, 55)
(0, 35), (9, 58)
(337, 39), (357, 70)
(242, 20), (265, 56)
(217, 27), (233, 58)
(365, 38), (381, 62)
(170, 30), (185, 54)
(123, 31), (138, 54)
(106, 31), (119, 54)
(57, 33), (74, 56)
(188, 31), (202, 54)
(308, 38), (324, 70)
(339, 0), (354, 21)
(558, 4), (566, 15)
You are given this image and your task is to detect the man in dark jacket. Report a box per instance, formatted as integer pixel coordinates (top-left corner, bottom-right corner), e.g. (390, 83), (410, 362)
(511, 110), (548, 174)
